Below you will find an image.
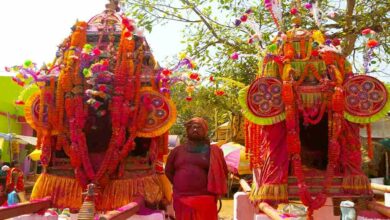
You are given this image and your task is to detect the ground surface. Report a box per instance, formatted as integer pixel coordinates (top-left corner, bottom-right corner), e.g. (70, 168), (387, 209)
(219, 198), (234, 220)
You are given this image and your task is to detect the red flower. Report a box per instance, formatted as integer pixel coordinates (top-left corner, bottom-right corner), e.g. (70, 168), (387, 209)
(367, 39), (379, 48)
(240, 14), (248, 22)
(102, 59), (109, 66)
(189, 73), (199, 80)
(185, 96), (192, 101)
(162, 69), (171, 76)
(311, 50), (319, 57)
(209, 75), (214, 81)
(122, 18), (130, 26)
(98, 84), (107, 92)
(273, 56), (283, 64)
(332, 38), (341, 46)
(15, 100), (25, 105)
(93, 48), (101, 56)
(361, 28), (372, 35)
(127, 25), (135, 32)
(215, 90), (225, 96)
(124, 31), (131, 38)
(290, 8), (298, 15)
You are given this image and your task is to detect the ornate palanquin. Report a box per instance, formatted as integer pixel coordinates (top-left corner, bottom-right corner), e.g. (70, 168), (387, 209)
(239, 27), (390, 213)
(24, 6), (176, 211)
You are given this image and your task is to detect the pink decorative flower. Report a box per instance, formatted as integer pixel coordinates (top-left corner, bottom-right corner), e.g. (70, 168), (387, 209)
(290, 8), (298, 15)
(92, 48), (101, 56)
(361, 28), (372, 35)
(231, 52), (239, 60)
(304, 3), (312, 9)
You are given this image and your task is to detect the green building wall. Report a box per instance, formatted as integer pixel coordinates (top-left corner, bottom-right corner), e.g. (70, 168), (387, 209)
(0, 76), (24, 162)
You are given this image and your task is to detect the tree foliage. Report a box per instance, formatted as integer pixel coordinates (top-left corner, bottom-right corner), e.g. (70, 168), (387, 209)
(124, 0), (390, 137)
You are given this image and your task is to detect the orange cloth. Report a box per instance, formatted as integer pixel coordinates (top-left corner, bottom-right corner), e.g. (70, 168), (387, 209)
(208, 145), (228, 196)
(173, 195), (218, 220)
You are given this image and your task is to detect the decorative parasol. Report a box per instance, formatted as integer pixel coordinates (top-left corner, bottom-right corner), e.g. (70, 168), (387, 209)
(220, 142), (251, 175)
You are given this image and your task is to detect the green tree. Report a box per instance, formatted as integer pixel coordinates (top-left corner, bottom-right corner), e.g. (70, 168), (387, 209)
(124, 0), (389, 135)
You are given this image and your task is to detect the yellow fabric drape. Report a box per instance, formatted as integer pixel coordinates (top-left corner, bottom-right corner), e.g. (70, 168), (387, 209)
(30, 173), (164, 211)
(31, 173), (83, 210)
(99, 174), (163, 210)
(249, 184), (288, 202)
(342, 175), (372, 194)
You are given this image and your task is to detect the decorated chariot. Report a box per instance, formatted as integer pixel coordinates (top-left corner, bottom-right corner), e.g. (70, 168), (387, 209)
(1, 1), (176, 218)
(238, 1), (390, 218)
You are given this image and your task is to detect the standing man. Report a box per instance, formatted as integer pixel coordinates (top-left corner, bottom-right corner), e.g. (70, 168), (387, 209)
(165, 117), (228, 220)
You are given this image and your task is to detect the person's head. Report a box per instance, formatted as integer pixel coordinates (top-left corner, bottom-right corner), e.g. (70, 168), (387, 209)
(11, 160), (19, 168)
(185, 117), (208, 141)
(1, 165), (10, 172)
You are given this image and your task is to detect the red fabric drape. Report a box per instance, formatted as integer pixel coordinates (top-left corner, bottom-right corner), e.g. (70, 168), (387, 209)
(208, 145), (228, 196)
(339, 121), (364, 175)
(173, 195), (218, 220)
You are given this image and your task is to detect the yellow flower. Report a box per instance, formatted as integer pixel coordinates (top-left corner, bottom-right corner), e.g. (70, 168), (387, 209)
(312, 30), (325, 44)
(178, 52), (187, 59)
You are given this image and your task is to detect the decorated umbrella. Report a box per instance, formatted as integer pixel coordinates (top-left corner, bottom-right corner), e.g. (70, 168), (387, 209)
(221, 142), (251, 175)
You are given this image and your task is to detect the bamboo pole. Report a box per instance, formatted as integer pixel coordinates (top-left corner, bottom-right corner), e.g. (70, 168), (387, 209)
(0, 197), (51, 219)
(239, 179), (251, 192)
(368, 201), (390, 217)
(98, 198), (143, 220)
(258, 202), (284, 220)
(371, 183), (390, 193)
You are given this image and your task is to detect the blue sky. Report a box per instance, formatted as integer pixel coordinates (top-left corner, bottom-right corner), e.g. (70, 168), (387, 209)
(0, 0), (185, 73)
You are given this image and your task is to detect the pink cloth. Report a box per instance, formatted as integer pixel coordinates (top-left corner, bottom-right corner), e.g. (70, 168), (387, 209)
(253, 122), (289, 185)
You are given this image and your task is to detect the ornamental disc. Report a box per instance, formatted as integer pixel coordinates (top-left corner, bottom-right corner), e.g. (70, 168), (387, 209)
(344, 75), (388, 117)
(246, 77), (284, 118)
(136, 87), (177, 137)
(24, 91), (58, 134)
